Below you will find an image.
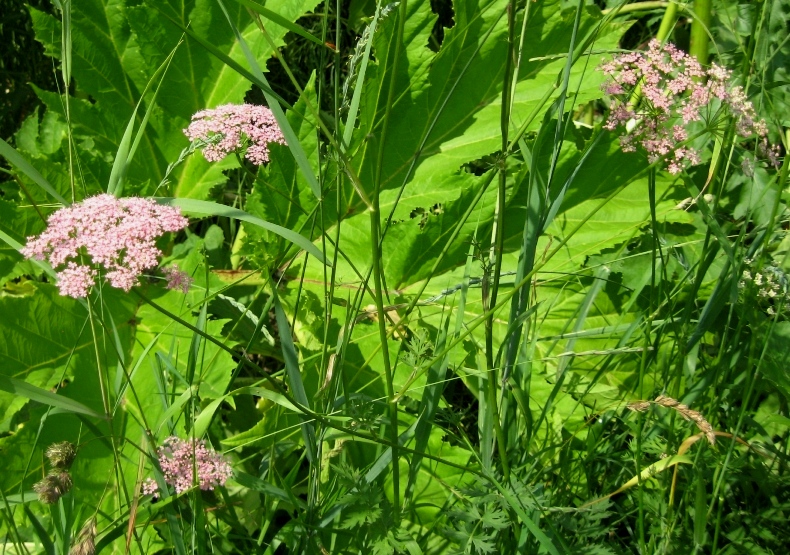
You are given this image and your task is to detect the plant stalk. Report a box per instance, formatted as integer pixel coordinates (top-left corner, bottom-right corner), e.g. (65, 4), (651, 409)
(689, 0), (712, 65)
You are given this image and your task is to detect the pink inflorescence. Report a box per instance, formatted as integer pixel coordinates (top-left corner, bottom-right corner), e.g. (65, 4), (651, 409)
(184, 104), (287, 165)
(162, 265), (193, 294)
(21, 194), (189, 298)
(147, 436), (232, 495)
(601, 39), (776, 174)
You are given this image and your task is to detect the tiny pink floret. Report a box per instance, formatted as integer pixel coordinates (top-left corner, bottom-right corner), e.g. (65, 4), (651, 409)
(184, 104), (287, 165)
(21, 194), (189, 298)
(600, 39), (777, 174)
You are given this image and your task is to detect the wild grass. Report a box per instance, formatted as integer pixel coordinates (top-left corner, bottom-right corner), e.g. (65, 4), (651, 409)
(0, 0), (789, 554)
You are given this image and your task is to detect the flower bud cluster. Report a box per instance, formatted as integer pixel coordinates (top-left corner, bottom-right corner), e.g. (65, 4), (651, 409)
(21, 195), (189, 298)
(184, 104), (287, 165)
(601, 40), (777, 174)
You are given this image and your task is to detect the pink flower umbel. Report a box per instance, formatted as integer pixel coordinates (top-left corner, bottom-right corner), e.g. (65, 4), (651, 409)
(21, 194), (189, 298)
(162, 265), (193, 294)
(601, 40), (776, 174)
(184, 104), (287, 165)
(146, 436), (232, 495)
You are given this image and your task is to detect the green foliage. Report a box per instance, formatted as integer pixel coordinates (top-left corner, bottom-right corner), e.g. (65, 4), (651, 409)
(1, 0), (789, 553)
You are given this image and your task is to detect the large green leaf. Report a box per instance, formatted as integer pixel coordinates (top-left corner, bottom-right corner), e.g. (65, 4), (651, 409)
(761, 321), (790, 397)
(27, 0), (322, 200)
(0, 283), (134, 428)
(310, 1), (625, 292)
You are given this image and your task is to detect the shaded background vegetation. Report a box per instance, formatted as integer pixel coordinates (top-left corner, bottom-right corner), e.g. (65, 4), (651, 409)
(0, 0), (58, 142)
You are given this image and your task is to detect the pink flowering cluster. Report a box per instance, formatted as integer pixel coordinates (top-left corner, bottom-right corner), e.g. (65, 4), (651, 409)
(184, 104), (287, 165)
(21, 194), (189, 298)
(162, 265), (193, 294)
(144, 436), (232, 495)
(601, 40), (777, 174)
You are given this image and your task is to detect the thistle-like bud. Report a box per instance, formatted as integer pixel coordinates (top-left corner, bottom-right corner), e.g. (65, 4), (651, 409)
(45, 441), (77, 470)
(69, 517), (97, 555)
(33, 471), (73, 504)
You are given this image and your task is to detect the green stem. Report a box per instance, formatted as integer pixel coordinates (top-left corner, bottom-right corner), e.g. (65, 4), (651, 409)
(369, 206), (401, 515)
(484, 0), (517, 482)
(60, 0), (76, 201)
(602, 1), (689, 17)
(655, 1), (679, 43)
(369, 0), (408, 520)
(689, 0), (712, 65)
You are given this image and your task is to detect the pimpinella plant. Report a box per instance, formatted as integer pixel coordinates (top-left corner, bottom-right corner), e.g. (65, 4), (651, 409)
(21, 194), (188, 297)
(142, 436), (232, 495)
(601, 39), (779, 174)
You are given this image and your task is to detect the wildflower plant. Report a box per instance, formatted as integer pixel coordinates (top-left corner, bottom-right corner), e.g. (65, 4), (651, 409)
(4, 1), (790, 554)
(21, 195), (189, 298)
(183, 104), (287, 165)
(601, 39), (777, 174)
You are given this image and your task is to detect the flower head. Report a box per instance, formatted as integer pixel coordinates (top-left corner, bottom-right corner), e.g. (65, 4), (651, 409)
(739, 260), (790, 318)
(162, 265), (193, 294)
(601, 40), (778, 174)
(146, 436), (232, 495)
(21, 195), (189, 298)
(184, 104), (287, 165)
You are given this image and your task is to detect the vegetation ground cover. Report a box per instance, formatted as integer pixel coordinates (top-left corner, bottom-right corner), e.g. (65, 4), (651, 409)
(1, 0), (789, 553)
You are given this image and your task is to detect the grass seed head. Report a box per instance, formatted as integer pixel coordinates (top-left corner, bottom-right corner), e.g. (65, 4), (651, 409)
(45, 441), (77, 470)
(34, 471), (73, 504)
(69, 517), (97, 555)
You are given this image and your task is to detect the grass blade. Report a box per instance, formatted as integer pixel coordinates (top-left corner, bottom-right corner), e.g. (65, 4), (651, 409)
(229, 0), (330, 49)
(342, 2), (381, 149)
(24, 506), (55, 555)
(0, 375), (106, 419)
(215, 0), (323, 200)
(155, 197), (328, 264)
(271, 287), (317, 463)
(107, 39), (182, 197)
(0, 138), (67, 205)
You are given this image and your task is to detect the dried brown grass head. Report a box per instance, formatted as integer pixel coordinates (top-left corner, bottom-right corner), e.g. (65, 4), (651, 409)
(627, 395), (716, 445)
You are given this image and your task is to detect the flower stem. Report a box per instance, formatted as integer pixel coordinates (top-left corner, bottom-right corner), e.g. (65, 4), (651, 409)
(689, 0), (712, 65)
(655, 1), (679, 43)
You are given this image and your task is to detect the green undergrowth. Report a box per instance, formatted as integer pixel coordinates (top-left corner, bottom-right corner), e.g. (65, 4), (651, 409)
(1, 0), (789, 553)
